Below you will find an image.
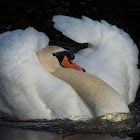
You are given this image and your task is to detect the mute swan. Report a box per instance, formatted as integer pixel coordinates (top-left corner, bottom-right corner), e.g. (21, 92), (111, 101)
(0, 27), (130, 120)
(53, 15), (140, 105)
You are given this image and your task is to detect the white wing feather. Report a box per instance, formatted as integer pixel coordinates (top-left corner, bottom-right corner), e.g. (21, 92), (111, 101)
(53, 15), (139, 104)
(0, 27), (92, 120)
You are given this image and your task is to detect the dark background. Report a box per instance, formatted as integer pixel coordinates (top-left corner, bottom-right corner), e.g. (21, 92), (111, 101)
(0, 0), (139, 48)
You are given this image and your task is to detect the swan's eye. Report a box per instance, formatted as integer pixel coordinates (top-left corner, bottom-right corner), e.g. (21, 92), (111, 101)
(65, 52), (75, 60)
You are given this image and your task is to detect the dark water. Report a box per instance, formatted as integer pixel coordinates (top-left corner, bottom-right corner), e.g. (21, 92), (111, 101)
(0, 127), (134, 140)
(0, 0), (140, 139)
(0, 112), (140, 140)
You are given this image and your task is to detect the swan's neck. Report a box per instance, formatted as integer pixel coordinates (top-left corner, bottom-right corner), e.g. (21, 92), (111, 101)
(53, 68), (115, 111)
(53, 68), (130, 117)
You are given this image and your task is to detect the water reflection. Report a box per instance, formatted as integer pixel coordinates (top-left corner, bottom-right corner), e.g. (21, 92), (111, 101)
(0, 126), (132, 140)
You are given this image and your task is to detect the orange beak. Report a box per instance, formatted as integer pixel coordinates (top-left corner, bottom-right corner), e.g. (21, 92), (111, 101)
(62, 56), (85, 72)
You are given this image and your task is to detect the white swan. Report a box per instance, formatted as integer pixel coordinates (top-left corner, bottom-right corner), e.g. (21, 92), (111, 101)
(53, 15), (140, 105)
(0, 20), (138, 120)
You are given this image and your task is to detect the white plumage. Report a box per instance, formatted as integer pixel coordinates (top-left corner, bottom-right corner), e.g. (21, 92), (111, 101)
(0, 15), (139, 120)
(0, 27), (92, 120)
(53, 15), (139, 105)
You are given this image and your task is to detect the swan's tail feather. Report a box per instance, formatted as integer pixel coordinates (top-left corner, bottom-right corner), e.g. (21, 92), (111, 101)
(53, 15), (101, 46)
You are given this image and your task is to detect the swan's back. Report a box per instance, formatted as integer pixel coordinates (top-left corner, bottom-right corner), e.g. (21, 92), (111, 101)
(53, 15), (139, 104)
(0, 27), (93, 120)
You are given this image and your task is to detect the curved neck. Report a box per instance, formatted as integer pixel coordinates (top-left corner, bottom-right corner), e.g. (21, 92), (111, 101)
(53, 68), (114, 110)
(53, 68), (130, 117)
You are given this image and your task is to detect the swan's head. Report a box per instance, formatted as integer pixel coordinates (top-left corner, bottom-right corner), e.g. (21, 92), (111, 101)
(37, 45), (85, 73)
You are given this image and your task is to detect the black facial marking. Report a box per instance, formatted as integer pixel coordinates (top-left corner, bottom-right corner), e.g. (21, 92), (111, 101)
(53, 50), (86, 72)
(64, 51), (75, 60)
(53, 51), (75, 65)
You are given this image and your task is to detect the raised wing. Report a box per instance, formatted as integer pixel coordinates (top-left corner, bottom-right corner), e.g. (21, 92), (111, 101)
(53, 15), (139, 104)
